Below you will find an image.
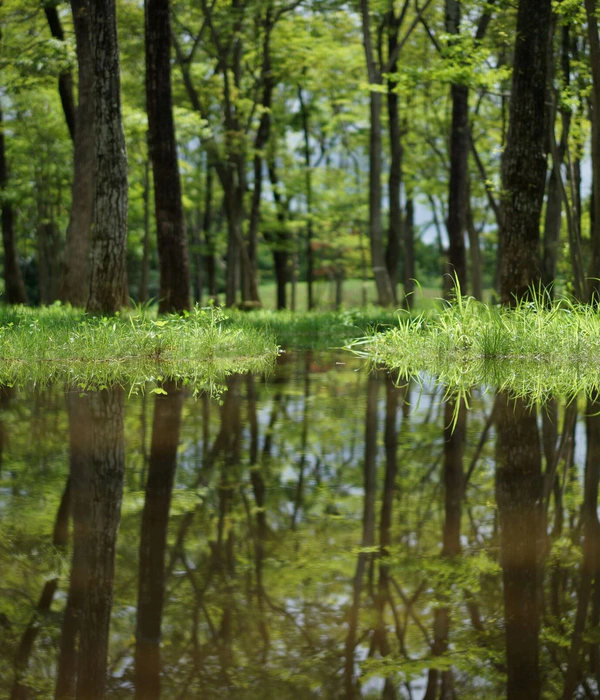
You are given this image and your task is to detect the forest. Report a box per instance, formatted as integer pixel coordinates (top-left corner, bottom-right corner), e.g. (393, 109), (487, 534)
(5, 2), (600, 700)
(0, 0), (596, 311)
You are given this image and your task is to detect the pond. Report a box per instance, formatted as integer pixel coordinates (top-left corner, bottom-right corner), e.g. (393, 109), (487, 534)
(0, 351), (595, 699)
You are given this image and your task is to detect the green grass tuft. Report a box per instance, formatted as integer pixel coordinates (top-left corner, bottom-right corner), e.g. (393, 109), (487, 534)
(353, 296), (600, 401)
(0, 304), (277, 393)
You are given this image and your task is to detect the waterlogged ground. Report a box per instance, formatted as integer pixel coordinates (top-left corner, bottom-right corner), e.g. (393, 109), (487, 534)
(0, 351), (597, 699)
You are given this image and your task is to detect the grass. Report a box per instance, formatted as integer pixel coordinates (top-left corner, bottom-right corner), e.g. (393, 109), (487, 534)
(354, 295), (600, 401)
(226, 307), (401, 350)
(0, 304), (277, 393)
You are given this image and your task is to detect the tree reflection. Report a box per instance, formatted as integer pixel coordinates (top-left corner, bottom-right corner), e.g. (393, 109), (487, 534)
(56, 387), (126, 700)
(135, 380), (184, 699)
(495, 392), (542, 700)
(5, 357), (600, 697)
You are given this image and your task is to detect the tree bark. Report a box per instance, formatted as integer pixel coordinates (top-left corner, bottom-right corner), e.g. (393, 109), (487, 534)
(585, 0), (600, 301)
(445, 0), (469, 295)
(145, 0), (191, 313)
(499, 0), (551, 304)
(86, 0), (129, 313)
(135, 381), (184, 699)
(0, 100), (28, 305)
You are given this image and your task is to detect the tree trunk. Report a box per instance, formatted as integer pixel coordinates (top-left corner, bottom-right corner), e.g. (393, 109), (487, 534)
(368, 91), (395, 308)
(403, 195), (415, 309)
(0, 101), (28, 305)
(138, 158), (151, 303)
(44, 5), (77, 141)
(86, 0), (129, 314)
(585, 0), (600, 302)
(135, 382), (184, 699)
(191, 206), (203, 304)
(248, 18), (274, 284)
(466, 192), (483, 301)
(360, 0), (395, 308)
(76, 387), (126, 700)
(445, 0), (469, 296)
(203, 161), (217, 300)
(499, 0), (551, 305)
(386, 14), (402, 301)
(298, 86), (315, 310)
(145, 0), (191, 313)
(267, 160), (289, 310)
(495, 392), (542, 700)
(225, 199), (240, 307)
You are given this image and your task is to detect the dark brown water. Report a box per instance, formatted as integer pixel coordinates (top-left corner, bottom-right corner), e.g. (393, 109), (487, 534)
(0, 352), (597, 699)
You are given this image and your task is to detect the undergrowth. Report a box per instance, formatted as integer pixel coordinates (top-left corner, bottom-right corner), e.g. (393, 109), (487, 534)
(353, 295), (600, 400)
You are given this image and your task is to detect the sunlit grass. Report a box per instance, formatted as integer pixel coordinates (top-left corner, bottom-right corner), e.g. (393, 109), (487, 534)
(352, 295), (600, 401)
(0, 304), (277, 392)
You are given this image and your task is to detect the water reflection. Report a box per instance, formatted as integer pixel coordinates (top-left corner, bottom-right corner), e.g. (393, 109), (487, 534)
(0, 354), (599, 698)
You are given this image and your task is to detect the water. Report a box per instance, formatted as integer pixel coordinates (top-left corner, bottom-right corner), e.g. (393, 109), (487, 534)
(0, 351), (596, 699)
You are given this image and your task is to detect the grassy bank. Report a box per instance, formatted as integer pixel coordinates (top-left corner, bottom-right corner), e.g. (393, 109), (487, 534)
(0, 305), (276, 391)
(356, 297), (600, 399)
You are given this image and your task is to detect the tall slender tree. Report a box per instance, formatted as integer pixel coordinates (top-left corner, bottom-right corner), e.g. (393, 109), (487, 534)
(145, 0), (191, 313)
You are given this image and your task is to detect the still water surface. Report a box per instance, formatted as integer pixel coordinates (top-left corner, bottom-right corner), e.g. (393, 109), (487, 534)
(0, 352), (597, 699)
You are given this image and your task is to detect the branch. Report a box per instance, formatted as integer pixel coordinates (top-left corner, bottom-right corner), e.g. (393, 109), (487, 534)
(384, 0), (435, 72)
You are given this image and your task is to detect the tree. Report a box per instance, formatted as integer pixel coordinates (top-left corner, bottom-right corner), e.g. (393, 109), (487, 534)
(0, 99), (27, 305)
(145, 0), (191, 313)
(499, 0), (552, 304)
(87, 0), (129, 313)
(61, 0), (95, 306)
